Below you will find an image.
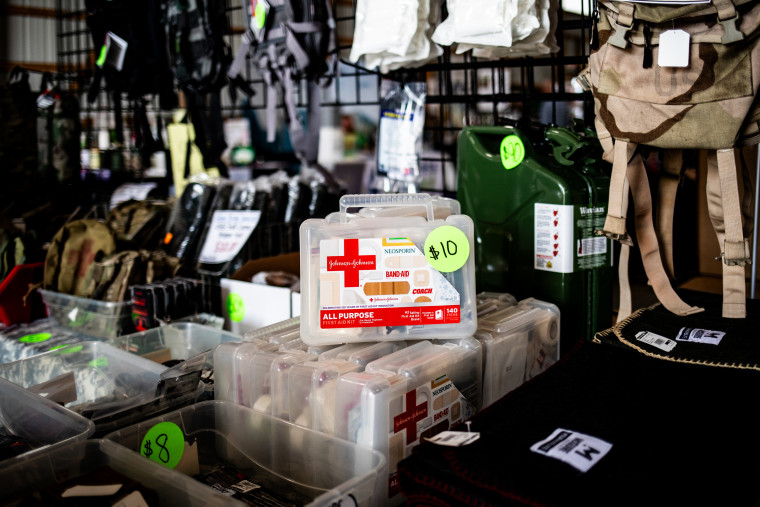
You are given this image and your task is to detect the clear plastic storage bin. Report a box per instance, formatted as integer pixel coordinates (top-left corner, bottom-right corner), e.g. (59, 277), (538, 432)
(0, 318), (95, 364)
(0, 341), (201, 436)
(0, 439), (237, 505)
(0, 377), (94, 464)
(39, 289), (134, 339)
(300, 193), (478, 345)
(104, 400), (386, 506)
(112, 322), (243, 365)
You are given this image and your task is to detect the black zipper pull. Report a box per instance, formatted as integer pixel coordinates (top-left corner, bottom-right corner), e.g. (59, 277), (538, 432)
(643, 24), (653, 68)
(590, 1), (600, 51)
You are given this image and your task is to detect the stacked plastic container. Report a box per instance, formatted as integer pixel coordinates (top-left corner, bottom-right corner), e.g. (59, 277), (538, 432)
(334, 339), (482, 503)
(0, 318), (95, 364)
(0, 342), (202, 436)
(0, 376), (94, 465)
(110, 322), (243, 365)
(104, 401), (386, 506)
(38, 289), (134, 339)
(476, 297), (560, 408)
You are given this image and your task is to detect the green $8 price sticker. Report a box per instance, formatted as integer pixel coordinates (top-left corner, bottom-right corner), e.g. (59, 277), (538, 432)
(424, 226), (470, 273)
(500, 134), (525, 170)
(141, 421), (185, 469)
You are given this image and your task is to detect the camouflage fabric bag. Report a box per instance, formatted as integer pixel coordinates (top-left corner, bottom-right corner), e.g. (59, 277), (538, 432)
(83, 249), (180, 302)
(43, 219), (117, 297)
(585, 0), (759, 319)
(106, 199), (172, 251)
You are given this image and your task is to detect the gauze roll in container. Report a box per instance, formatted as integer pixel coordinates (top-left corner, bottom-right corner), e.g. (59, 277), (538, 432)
(300, 193), (477, 345)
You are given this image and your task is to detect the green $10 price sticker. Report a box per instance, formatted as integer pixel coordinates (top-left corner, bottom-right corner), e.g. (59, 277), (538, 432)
(141, 421), (185, 469)
(500, 134), (525, 170)
(424, 226), (470, 273)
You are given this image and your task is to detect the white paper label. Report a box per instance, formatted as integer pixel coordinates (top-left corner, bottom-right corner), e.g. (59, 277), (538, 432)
(319, 237), (461, 329)
(531, 428), (612, 472)
(625, 1), (708, 3)
(378, 110), (419, 181)
(231, 480), (260, 493)
(658, 29), (690, 68)
(535, 203), (574, 273)
(676, 327), (725, 345)
(427, 431), (481, 447)
(198, 210), (261, 264)
(635, 331), (677, 352)
(61, 484), (123, 497)
(109, 183), (158, 209)
(105, 32), (128, 71)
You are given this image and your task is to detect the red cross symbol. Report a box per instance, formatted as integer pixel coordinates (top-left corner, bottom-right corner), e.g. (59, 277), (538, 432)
(393, 390), (428, 445)
(326, 238), (376, 288)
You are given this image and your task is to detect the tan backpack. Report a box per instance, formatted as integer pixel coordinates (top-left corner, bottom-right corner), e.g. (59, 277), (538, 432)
(583, 0), (759, 319)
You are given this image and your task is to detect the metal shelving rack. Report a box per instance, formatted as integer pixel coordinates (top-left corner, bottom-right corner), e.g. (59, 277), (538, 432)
(54, 0), (595, 196)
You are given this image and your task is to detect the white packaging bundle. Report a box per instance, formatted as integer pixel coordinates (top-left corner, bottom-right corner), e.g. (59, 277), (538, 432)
(434, 0), (559, 59)
(349, 0), (442, 73)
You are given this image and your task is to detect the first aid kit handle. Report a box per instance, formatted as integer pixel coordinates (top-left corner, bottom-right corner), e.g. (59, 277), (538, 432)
(339, 193), (435, 223)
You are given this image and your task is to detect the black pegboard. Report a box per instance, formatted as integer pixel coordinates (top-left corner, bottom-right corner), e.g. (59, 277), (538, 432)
(54, 0), (596, 195)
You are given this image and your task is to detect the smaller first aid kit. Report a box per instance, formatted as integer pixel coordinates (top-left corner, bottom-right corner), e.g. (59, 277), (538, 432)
(299, 193), (477, 345)
(476, 297), (560, 408)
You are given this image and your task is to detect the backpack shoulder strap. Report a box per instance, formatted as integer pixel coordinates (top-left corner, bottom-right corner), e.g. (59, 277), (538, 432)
(706, 148), (751, 318)
(598, 138), (635, 245)
(656, 148), (684, 279)
(627, 151), (704, 316)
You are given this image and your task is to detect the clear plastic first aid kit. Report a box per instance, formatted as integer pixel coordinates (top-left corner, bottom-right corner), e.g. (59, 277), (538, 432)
(300, 194), (477, 345)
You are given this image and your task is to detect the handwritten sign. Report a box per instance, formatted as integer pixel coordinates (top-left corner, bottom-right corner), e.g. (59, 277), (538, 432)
(198, 210), (261, 264)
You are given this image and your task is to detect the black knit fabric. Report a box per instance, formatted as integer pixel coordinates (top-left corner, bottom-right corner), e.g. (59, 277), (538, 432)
(398, 291), (760, 506)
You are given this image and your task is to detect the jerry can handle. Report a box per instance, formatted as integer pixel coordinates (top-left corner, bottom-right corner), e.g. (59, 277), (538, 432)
(545, 126), (584, 166)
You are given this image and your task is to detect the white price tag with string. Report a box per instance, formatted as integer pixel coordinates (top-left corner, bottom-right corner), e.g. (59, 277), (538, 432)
(658, 29), (691, 67)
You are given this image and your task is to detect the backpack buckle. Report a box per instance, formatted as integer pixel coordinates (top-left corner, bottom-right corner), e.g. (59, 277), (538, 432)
(721, 239), (751, 266)
(595, 229), (633, 246)
(719, 14), (745, 44)
(607, 19), (632, 48)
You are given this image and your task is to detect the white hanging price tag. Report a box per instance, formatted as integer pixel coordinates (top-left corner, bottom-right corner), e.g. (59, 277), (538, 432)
(198, 210), (261, 264)
(658, 29), (690, 68)
(426, 431), (480, 447)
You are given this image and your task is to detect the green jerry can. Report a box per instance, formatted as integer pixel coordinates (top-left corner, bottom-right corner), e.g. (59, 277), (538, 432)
(457, 125), (613, 352)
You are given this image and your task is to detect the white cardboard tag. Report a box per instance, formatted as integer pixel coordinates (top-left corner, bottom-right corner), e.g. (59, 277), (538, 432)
(104, 32), (128, 71)
(427, 431), (480, 447)
(198, 210), (261, 264)
(658, 29), (690, 68)
(676, 327), (725, 345)
(635, 331), (677, 352)
(531, 428), (612, 473)
(625, 1), (709, 3)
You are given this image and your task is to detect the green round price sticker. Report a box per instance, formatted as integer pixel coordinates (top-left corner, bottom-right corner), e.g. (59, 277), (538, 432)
(424, 226), (470, 273)
(19, 333), (51, 343)
(141, 421), (184, 469)
(53, 344), (83, 354)
(227, 293), (245, 322)
(500, 135), (525, 170)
